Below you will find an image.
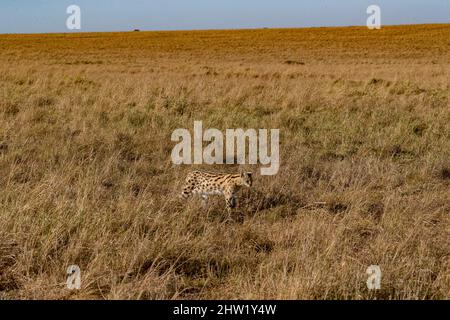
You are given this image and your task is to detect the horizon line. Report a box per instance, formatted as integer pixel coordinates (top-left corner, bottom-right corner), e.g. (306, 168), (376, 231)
(1, 22), (449, 36)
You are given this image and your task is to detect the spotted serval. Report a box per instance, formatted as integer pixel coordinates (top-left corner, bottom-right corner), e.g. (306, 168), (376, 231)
(181, 171), (253, 210)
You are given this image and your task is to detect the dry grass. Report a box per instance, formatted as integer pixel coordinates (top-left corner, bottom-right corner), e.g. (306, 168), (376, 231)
(0, 24), (449, 300)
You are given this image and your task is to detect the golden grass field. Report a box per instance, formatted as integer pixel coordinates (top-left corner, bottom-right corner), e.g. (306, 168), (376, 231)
(0, 24), (449, 299)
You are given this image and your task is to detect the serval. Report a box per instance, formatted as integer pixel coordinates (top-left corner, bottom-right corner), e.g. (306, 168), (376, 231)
(181, 171), (252, 211)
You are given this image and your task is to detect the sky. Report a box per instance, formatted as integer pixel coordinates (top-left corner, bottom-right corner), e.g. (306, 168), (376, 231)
(0, 0), (449, 34)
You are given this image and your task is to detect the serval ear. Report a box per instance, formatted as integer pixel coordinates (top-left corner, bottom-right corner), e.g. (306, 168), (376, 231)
(241, 171), (252, 178)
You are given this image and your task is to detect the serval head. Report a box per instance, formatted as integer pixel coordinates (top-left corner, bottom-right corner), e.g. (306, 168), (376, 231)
(240, 172), (253, 187)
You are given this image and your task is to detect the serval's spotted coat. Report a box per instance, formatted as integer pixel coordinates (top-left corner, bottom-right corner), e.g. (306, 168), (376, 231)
(181, 171), (252, 211)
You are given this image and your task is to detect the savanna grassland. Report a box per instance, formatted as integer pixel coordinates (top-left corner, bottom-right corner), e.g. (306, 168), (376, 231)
(0, 24), (449, 299)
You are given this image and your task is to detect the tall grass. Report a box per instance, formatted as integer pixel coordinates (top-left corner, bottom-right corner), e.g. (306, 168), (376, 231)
(0, 24), (449, 299)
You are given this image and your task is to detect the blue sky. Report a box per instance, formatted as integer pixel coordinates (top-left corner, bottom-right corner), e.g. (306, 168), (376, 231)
(0, 0), (449, 34)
